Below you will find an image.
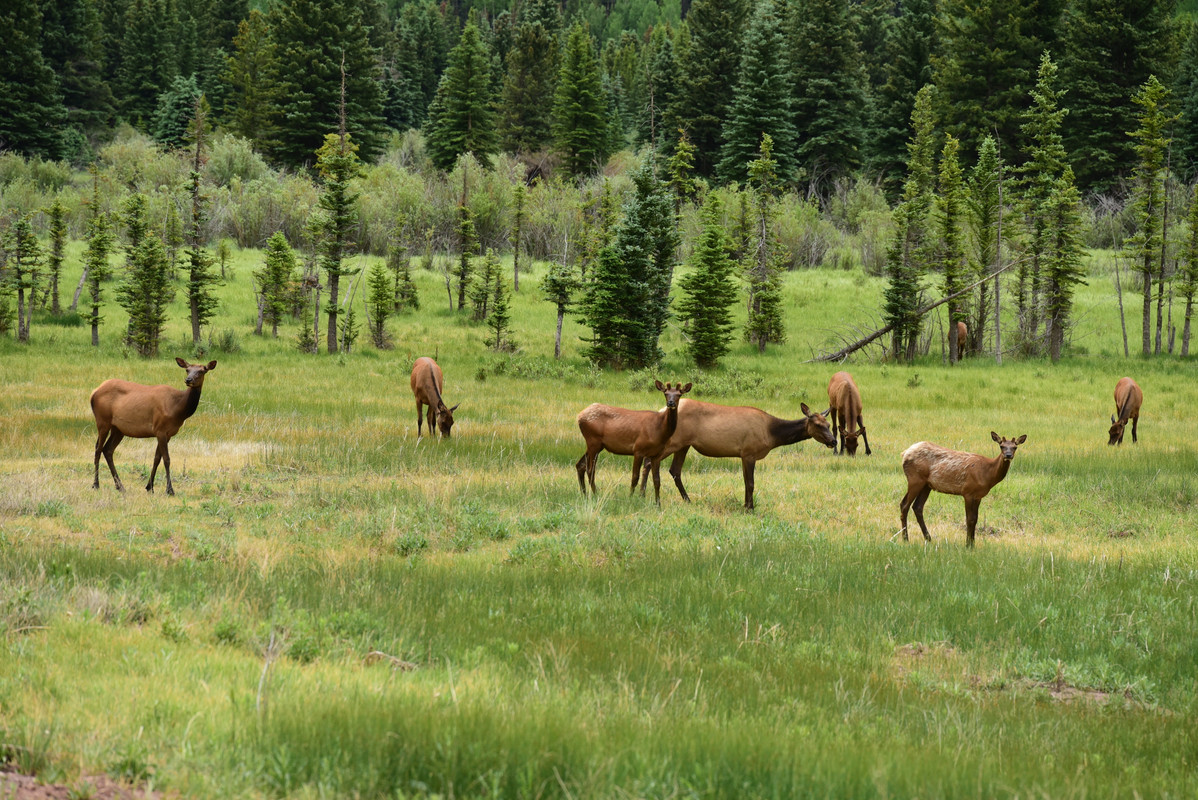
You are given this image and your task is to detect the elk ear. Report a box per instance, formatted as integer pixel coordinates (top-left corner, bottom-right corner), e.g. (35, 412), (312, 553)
(175, 356), (188, 368)
(801, 402), (812, 416)
(991, 431), (1001, 442)
(448, 403), (460, 413)
(1015, 434), (1027, 444)
(1111, 414), (1117, 424)
(654, 380), (665, 391)
(681, 382), (692, 393)
(821, 407), (831, 417)
(206, 360), (217, 371)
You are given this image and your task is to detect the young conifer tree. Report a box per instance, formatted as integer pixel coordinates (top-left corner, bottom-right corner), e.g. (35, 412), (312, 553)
(118, 232), (175, 357)
(314, 127), (363, 354)
(255, 231), (296, 338)
(455, 203), (479, 311)
(186, 98), (220, 345)
(3, 215), (43, 343)
(366, 261), (394, 349)
(968, 136), (1005, 359)
(485, 272), (515, 352)
(745, 134), (786, 352)
(677, 193), (739, 367)
(471, 250), (500, 322)
(541, 261), (579, 359)
(1043, 167), (1087, 362)
(83, 177), (116, 347)
(936, 135), (968, 364)
(1180, 184), (1198, 356)
(45, 197), (68, 315)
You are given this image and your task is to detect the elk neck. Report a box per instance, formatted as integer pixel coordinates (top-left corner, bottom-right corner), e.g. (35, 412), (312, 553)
(769, 416), (811, 446)
(180, 381), (204, 420)
(985, 453), (1012, 487)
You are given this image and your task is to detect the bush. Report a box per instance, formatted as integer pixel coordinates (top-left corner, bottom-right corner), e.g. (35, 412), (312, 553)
(205, 134), (271, 186)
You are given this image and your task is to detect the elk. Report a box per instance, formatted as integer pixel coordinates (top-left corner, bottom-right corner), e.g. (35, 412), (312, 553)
(648, 400), (836, 510)
(1108, 377), (1142, 445)
(899, 432), (1027, 548)
(827, 371), (871, 456)
(576, 381), (692, 503)
(90, 357), (218, 496)
(954, 321), (969, 357)
(410, 356), (459, 438)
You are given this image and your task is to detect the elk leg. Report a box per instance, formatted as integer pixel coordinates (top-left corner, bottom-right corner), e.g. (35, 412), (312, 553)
(1131, 414), (1138, 443)
(830, 409), (840, 454)
(964, 498), (981, 548)
(148, 437), (170, 493)
(162, 440), (174, 496)
(899, 487), (915, 541)
(415, 401), (424, 436)
(101, 430), (125, 491)
(631, 455), (645, 496)
(576, 453), (589, 495)
(93, 427), (109, 489)
(742, 458), (756, 510)
(858, 414), (871, 455)
(649, 457), (664, 505)
(911, 486), (933, 541)
(668, 448), (691, 502)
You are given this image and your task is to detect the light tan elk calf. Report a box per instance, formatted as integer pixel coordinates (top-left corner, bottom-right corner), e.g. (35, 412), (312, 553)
(899, 432), (1027, 548)
(827, 371), (871, 456)
(650, 400), (836, 510)
(411, 356), (459, 438)
(1108, 377), (1142, 445)
(90, 357), (218, 496)
(576, 381), (691, 503)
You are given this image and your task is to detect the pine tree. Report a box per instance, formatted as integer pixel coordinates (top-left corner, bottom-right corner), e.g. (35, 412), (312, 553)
(786, 0), (868, 185)
(117, 0), (177, 129)
(366, 260), (393, 349)
(670, 0), (750, 177)
(968, 135), (1006, 357)
(255, 231), (296, 338)
(118, 233), (175, 357)
(937, 135), (968, 363)
(717, 0), (797, 186)
(552, 23), (611, 177)
(315, 128), (363, 354)
(222, 10), (275, 149)
(884, 85), (937, 362)
(38, 0), (115, 152)
(636, 25), (679, 151)
(425, 20), (498, 171)
(454, 204), (479, 311)
(667, 130), (699, 217)
(485, 271), (516, 352)
(744, 135), (786, 352)
(1180, 183), (1198, 355)
(45, 197), (68, 315)
(153, 74), (202, 149)
(0, 0), (67, 159)
(471, 249), (500, 322)
(677, 193), (739, 367)
(83, 171), (116, 347)
(1059, 0), (1178, 194)
(498, 17), (559, 154)
(263, 0), (386, 169)
(541, 260), (579, 359)
(186, 101), (220, 345)
(1175, 21), (1198, 180)
(3, 216), (43, 343)
(1124, 76), (1175, 357)
(511, 183), (526, 291)
(387, 239), (420, 312)
(1043, 167), (1087, 362)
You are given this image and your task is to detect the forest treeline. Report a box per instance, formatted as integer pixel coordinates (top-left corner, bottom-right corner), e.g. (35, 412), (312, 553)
(3, 0), (1198, 367)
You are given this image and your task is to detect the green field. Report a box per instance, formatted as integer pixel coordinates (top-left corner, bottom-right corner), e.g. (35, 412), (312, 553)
(2, 247), (1196, 799)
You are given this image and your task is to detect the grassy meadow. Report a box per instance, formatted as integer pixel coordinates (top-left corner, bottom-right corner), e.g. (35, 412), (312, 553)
(1, 245), (1197, 799)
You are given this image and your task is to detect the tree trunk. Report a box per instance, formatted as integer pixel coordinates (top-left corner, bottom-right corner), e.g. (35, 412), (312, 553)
(1115, 257), (1129, 357)
(326, 273), (340, 354)
(1141, 258), (1153, 355)
(995, 178), (1003, 365)
(554, 308), (564, 359)
(1183, 294), (1194, 357)
(70, 268), (88, 312)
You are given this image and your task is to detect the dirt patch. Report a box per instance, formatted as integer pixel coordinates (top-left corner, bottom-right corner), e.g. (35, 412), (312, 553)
(0, 770), (162, 800)
(891, 640), (961, 681)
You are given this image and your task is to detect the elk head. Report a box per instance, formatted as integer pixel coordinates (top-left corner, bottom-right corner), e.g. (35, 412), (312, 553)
(801, 403), (837, 448)
(842, 426), (864, 456)
(991, 431), (1027, 460)
(437, 403), (460, 438)
(1107, 415), (1126, 446)
(654, 380), (692, 409)
(176, 357), (217, 387)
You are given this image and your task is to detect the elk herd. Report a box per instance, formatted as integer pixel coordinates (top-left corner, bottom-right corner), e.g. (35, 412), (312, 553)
(87, 357), (1145, 549)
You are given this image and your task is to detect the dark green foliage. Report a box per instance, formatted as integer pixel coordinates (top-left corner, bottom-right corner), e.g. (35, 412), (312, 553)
(884, 86), (936, 362)
(471, 250), (500, 321)
(3, 215), (43, 343)
(1175, 21), (1198, 180)
(38, 0), (114, 151)
(382, 1), (453, 131)
(1059, 0), (1178, 194)
(485, 270), (516, 352)
(455, 204), (479, 311)
(117, 0), (178, 129)
(366, 261), (393, 349)
(541, 260), (579, 359)
(936, 135), (967, 363)
(510, 184), (526, 291)
(717, 0), (797, 185)
(153, 75), (202, 149)
(744, 135), (786, 352)
(1179, 183), (1198, 355)
(670, 0), (749, 177)
(84, 169), (115, 347)
(185, 105), (220, 345)
(581, 162), (679, 368)
(117, 229), (175, 357)
(552, 23), (611, 177)
(867, 0), (936, 197)
(786, 0), (868, 185)
(263, 0), (387, 169)
(45, 197), (67, 315)
(222, 10), (274, 148)
(677, 194), (739, 367)
(499, 19), (558, 154)
(425, 21), (498, 171)
(636, 25), (679, 151)
(1043, 167), (1087, 362)
(296, 289), (318, 354)
(315, 132), (364, 354)
(668, 130), (699, 216)
(256, 231), (296, 338)
(0, 0), (67, 160)
(121, 192), (149, 259)
(967, 136), (1006, 355)
(388, 245), (420, 313)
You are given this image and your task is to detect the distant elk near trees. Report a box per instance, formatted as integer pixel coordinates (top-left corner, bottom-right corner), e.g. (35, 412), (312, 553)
(1108, 377), (1143, 445)
(955, 321), (968, 357)
(410, 357), (459, 438)
(899, 432), (1027, 548)
(90, 357), (218, 496)
(827, 371), (871, 456)
(649, 400), (836, 509)
(576, 381), (692, 504)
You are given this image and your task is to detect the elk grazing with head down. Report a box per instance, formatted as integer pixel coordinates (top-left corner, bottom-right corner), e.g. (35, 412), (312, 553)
(899, 432), (1027, 548)
(410, 356), (459, 437)
(90, 357), (218, 496)
(576, 381), (692, 503)
(648, 400), (836, 509)
(1108, 377), (1142, 445)
(827, 371), (871, 456)
(954, 321), (969, 357)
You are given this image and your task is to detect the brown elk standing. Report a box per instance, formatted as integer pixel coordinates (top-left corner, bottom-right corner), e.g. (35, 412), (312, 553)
(899, 432), (1027, 548)
(648, 399), (836, 509)
(90, 357), (218, 496)
(576, 381), (692, 504)
(1108, 377), (1142, 445)
(827, 371), (871, 456)
(410, 356), (459, 438)
(955, 321), (969, 357)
